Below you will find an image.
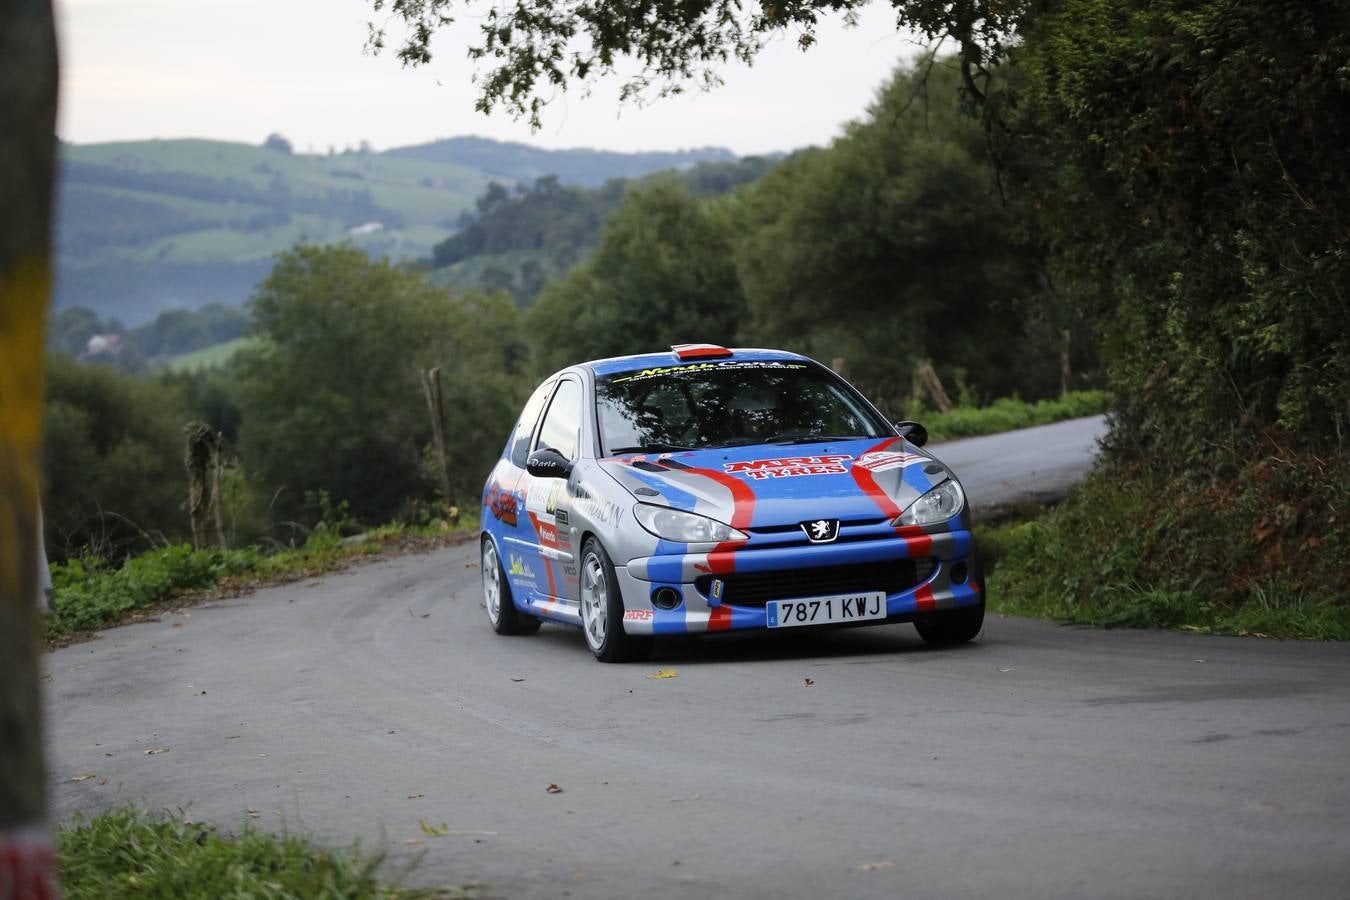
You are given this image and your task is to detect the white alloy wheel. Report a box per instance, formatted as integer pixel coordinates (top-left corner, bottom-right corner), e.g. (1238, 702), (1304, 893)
(482, 539), (502, 626)
(580, 550), (608, 652)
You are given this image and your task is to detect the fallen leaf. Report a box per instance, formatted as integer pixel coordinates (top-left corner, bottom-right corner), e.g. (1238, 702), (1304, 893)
(645, 669), (679, 680)
(546, 783), (563, 794)
(510, 677), (526, 682)
(98, 777), (108, 786)
(404, 838), (426, 845)
(419, 820), (449, 836)
(246, 808), (260, 819)
(407, 793), (424, 799)
(145, 747), (170, 755)
(803, 678), (815, 687)
(1194, 659), (1207, 663)
(855, 861), (894, 872)
(669, 794), (701, 803)
(70, 773), (97, 782)
(996, 667), (1012, 673)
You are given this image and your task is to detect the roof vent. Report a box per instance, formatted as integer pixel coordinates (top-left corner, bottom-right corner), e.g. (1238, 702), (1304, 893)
(671, 343), (732, 360)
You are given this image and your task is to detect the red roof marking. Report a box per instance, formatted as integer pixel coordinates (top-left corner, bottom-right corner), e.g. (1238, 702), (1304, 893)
(671, 343), (732, 359)
(914, 583), (937, 612)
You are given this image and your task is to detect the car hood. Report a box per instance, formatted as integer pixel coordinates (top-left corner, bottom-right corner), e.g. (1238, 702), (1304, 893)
(597, 437), (955, 529)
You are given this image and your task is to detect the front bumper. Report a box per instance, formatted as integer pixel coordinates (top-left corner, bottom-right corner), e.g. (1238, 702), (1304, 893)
(616, 529), (981, 635)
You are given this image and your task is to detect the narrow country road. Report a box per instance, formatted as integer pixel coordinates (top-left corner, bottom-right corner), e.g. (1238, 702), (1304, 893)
(45, 416), (1350, 898)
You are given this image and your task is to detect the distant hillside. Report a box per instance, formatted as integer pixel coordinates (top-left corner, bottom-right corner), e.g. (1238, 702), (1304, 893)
(54, 136), (737, 324)
(383, 136), (736, 187)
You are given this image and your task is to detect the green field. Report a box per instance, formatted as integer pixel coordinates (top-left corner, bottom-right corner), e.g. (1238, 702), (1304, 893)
(163, 335), (258, 372)
(56, 137), (733, 323)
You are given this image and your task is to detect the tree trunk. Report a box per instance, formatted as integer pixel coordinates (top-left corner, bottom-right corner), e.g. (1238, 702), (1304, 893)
(0, 1), (59, 895)
(211, 436), (227, 549)
(184, 423), (213, 550)
(421, 368), (459, 524)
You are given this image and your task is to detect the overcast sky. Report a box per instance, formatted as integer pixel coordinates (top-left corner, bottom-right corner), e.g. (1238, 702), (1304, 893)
(57, 0), (925, 155)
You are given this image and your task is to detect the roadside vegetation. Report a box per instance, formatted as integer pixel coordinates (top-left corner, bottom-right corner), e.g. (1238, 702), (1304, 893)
(57, 807), (464, 899)
(46, 518), (475, 643)
(981, 455), (1350, 640)
(922, 391), (1105, 443)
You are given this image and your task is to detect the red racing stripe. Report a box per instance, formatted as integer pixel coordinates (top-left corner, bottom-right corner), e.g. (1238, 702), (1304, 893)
(914, 583), (938, 612)
(527, 512), (558, 597)
(850, 437), (903, 520)
(667, 464), (755, 576)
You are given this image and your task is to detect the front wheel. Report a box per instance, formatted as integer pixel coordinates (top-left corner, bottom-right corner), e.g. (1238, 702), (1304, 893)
(914, 577), (985, 647)
(578, 538), (652, 663)
(482, 537), (540, 635)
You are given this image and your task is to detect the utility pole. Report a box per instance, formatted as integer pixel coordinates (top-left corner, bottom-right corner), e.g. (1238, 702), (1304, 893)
(0, 1), (59, 896)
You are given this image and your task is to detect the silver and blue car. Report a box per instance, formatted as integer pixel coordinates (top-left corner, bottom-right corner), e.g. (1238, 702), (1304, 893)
(480, 344), (983, 662)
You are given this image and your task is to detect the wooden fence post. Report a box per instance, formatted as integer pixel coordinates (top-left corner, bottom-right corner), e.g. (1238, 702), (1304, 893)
(421, 368), (459, 524)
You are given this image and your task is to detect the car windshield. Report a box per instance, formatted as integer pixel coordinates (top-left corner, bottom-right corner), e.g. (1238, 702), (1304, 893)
(596, 359), (891, 455)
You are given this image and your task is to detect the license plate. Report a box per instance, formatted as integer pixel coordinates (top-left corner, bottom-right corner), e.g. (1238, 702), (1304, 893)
(766, 592), (887, 629)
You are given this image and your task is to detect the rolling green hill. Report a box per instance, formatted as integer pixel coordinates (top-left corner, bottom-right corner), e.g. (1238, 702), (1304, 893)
(55, 136), (735, 324)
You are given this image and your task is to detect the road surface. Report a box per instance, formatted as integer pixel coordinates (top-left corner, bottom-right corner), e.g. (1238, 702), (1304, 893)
(45, 416), (1350, 898)
(935, 413), (1108, 511)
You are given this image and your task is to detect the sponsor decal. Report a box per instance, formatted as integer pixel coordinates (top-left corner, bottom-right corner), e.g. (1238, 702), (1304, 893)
(623, 609), (656, 622)
(854, 450), (925, 473)
(525, 478), (554, 514)
(545, 482), (562, 515)
(563, 564), (578, 577)
(507, 553), (536, 579)
(576, 497), (624, 527)
(537, 522), (559, 547)
(711, 579), (725, 601)
(485, 481), (520, 527)
(802, 518), (840, 543)
(555, 509), (569, 526)
(610, 361), (808, 383)
(724, 454), (853, 480)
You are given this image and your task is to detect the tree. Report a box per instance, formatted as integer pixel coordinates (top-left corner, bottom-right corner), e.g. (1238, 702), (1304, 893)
(0, 0), (58, 893)
(366, 0), (1022, 126)
(263, 132), (294, 154)
(527, 178), (743, 372)
(235, 245), (528, 526)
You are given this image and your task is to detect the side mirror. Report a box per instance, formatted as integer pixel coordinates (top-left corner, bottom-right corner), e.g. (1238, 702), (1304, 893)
(895, 421), (928, 448)
(526, 447), (573, 479)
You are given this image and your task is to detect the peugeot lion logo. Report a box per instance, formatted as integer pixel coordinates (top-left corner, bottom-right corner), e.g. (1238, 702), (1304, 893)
(802, 518), (840, 543)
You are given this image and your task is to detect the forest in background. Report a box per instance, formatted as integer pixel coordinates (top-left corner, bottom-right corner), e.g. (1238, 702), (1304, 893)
(44, 0), (1350, 631)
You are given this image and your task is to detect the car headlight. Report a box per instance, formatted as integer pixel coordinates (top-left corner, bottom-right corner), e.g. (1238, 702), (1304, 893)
(633, 504), (747, 543)
(894, 479), (965, 527)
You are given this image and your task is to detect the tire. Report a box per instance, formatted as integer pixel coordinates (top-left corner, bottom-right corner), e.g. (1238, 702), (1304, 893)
(578, 537), (652, 663)
(482, 537), (541, 635)
(914, 575), (986, 647)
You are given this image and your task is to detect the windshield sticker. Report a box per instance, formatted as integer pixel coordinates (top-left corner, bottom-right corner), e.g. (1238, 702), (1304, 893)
(724, 455), (853, 479)
(854, 450), (926, 473)
(610, 361), (808, 383)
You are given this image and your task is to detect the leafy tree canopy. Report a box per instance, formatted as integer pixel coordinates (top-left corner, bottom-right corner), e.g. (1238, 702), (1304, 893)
(366, 0), (1022, 125)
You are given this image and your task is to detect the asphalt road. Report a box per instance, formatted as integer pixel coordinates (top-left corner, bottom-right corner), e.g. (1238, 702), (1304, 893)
(934, 413), (1108, 511)
(45, 415), (1350, 899)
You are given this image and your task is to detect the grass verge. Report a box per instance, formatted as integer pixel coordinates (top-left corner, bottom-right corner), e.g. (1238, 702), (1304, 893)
(57, 807), (468, 899)
(47, 517), (478, 645)
(924, 390), (1106, 442)
(979, 456), (1350, 639)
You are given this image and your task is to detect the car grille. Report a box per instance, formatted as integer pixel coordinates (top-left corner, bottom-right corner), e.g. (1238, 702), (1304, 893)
(696, 558), (935, 608)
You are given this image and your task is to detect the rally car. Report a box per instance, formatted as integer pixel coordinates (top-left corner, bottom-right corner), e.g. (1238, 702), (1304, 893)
(480, 344), (984, 662)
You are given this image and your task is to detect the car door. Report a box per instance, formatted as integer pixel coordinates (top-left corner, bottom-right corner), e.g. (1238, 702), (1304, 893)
(519, 376), (583, 603)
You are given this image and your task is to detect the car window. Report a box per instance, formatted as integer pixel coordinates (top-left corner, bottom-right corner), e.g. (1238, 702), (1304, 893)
(596, 360), (888, 454)
(534, 379), (583, 461)
(509, 379), (554, 467)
